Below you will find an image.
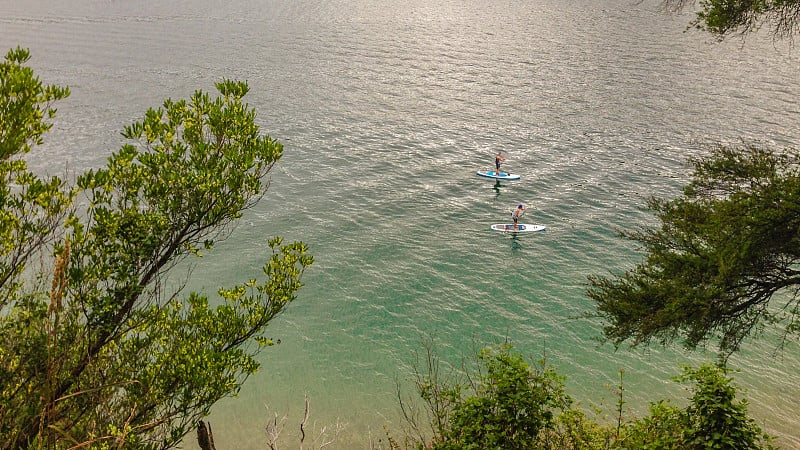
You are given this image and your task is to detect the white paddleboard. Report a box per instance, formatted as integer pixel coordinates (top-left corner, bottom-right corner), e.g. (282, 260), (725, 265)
(491, 223), (546, 233)
(477, 170), (520, 181)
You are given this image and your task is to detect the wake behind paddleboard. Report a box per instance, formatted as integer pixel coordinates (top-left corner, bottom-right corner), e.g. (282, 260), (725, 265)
(477, 170), (520, 181)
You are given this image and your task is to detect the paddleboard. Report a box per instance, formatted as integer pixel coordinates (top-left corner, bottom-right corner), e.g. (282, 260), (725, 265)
(477, 170), (520, 181)
(491, 223), (546, 233)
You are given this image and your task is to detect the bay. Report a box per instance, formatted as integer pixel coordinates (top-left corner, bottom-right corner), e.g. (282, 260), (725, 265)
(1, 0), (799, 447)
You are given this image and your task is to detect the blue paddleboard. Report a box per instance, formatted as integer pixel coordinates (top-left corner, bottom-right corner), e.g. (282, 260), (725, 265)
(477, 170), (520, 181)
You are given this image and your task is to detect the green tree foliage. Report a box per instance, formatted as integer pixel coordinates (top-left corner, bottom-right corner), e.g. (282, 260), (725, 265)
(0, 47), (70, 159)
(588, 145), (800, 356)
(620, 364), (775, 449)
(661, 0), (800, 40)
(0, 47), (312, 449)
(439, 346), (570, 450)
(401, 344), (589, 450)
(399, 345), (773, 450)
(0, 47), (71, 307)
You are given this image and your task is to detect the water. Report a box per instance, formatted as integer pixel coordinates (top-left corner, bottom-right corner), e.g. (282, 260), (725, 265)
(2, 0), (799, 448)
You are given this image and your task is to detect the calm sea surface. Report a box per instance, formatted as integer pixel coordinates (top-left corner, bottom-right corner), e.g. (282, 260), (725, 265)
(2, 0), (799, 447)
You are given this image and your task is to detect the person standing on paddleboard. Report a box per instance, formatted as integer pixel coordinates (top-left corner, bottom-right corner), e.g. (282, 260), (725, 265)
(495, 151), (507, 174)
(511, 203), (525, 230)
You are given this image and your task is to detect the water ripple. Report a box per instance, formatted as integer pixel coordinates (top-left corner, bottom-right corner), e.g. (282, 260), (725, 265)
(3, 0), (799, 447)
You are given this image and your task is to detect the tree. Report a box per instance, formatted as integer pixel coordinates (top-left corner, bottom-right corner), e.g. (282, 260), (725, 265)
(399, 343), (577, 450)
(439, 346), (569, 450)
(0, 47), (312, 449)
(588, 145), (800, 355)
(660, 0), (800, 41)
(396, 344), (773, 449)
(620, 364), (775, 449)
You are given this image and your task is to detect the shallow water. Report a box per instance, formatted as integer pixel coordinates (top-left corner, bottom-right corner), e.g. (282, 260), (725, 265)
(2, 0), (799, 447)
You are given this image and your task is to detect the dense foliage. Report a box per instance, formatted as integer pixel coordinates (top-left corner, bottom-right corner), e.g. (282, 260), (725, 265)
(433, 346), (570, 450)
(588, 145), (800, 355)
(0, 47), (312, 449)
(620, 364), (775, 449)
(662, 0), (800, 40)
(398, 344), (774, 449)
(398, 344), (579, 450)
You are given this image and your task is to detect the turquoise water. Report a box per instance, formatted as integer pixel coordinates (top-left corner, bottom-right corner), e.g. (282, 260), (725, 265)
(2, 0), (800, 447)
